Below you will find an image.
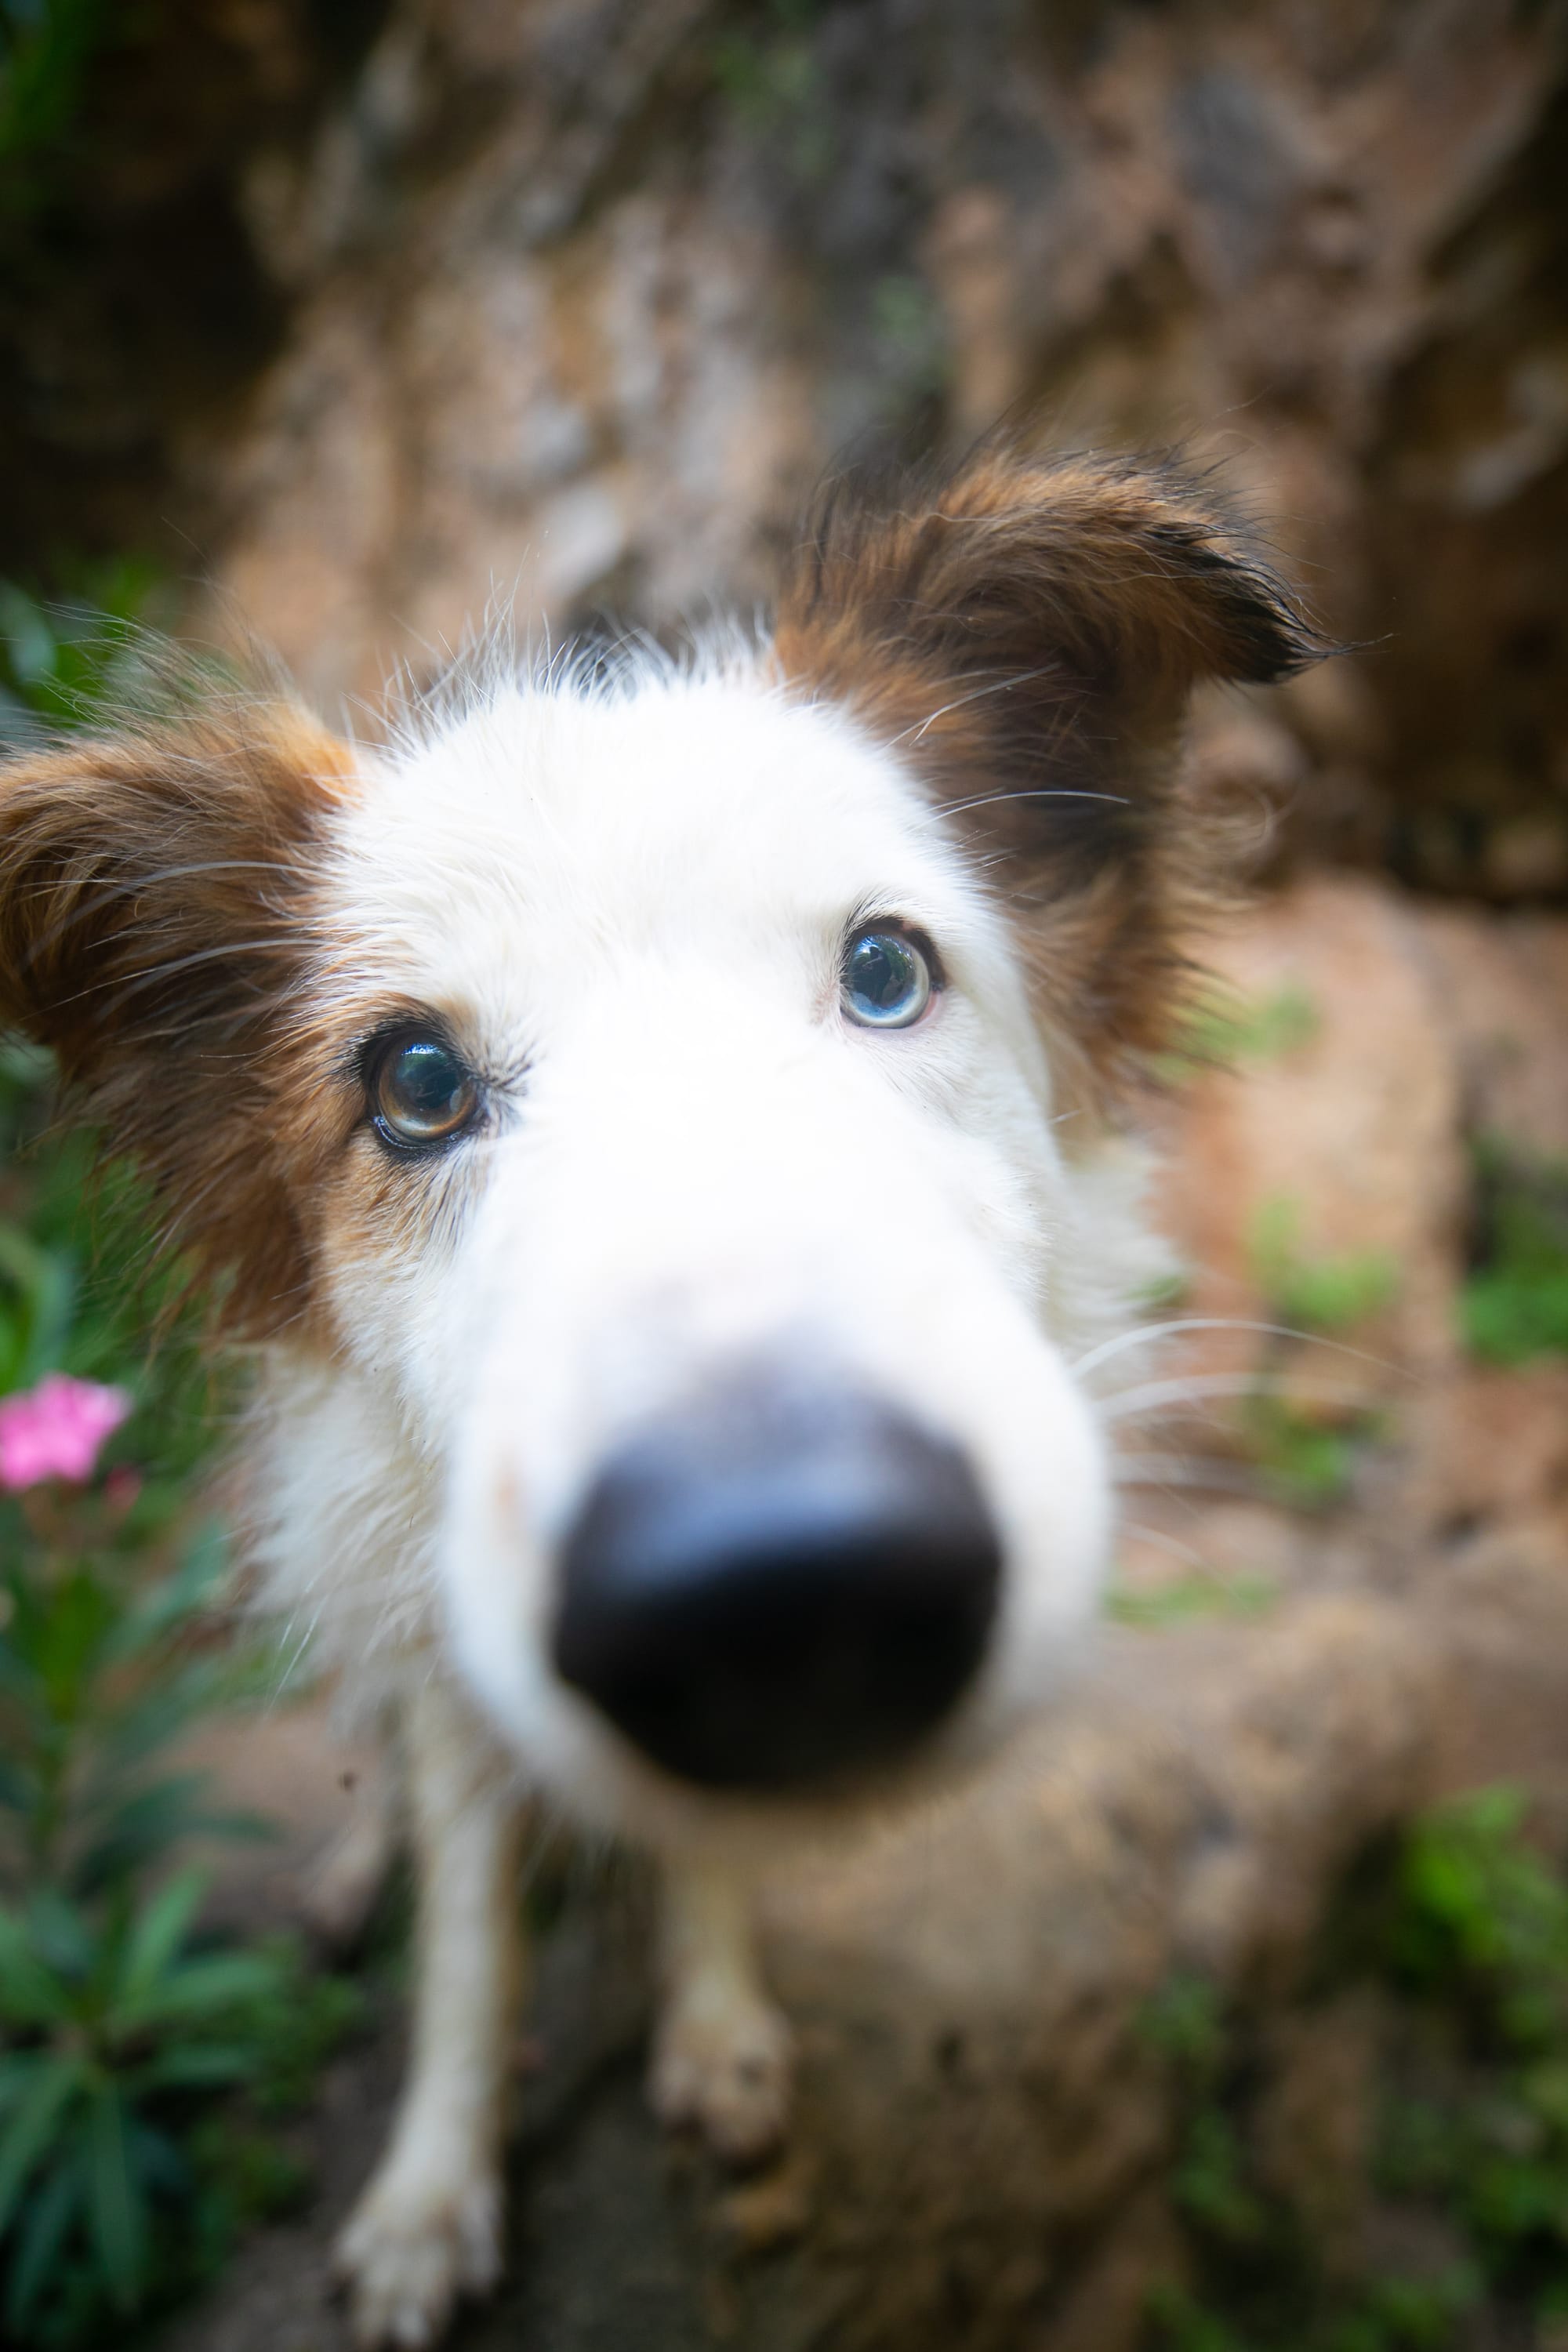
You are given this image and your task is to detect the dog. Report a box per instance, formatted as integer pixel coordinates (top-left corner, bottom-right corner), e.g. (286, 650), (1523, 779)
(0, 445), (1317, 2346)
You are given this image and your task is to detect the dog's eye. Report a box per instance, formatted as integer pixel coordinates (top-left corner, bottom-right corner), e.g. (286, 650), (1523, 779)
(370, 1034), (481, 1149)
(841, 928), (935, 1030)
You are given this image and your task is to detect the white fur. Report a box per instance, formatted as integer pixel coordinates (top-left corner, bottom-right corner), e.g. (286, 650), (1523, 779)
(245, 648), (1155, 2343)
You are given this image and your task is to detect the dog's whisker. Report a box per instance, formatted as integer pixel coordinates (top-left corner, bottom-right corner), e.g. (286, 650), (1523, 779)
(1073, 1315), (1405, 1383)
(940, 785), (1133, 818)
(893, 663), (1062, 746)
(1116, 1519), (1207, 1568)
(1100, 1370), (1381, 1423)
(1111, 1454), (1276, 1495)
(36, 933), (307, 1014)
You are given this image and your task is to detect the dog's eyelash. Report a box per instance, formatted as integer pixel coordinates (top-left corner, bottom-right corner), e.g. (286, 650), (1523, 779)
(839, 903), (946, 982)
(339, 1022), (524, 1101)
(842, 895), (906, 938)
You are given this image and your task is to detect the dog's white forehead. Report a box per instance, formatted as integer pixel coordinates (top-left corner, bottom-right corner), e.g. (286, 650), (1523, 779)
(325, 670), (1007, 1019)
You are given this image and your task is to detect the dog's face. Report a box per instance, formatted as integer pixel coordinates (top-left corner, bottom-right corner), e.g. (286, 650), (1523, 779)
(318, 670), (1109, 1828)
(0, 451), (1315, 1842)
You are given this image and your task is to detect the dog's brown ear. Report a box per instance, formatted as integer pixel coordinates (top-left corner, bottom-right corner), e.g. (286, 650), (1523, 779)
(0, 693), (355, 1330)
(774, 445), (1327, 1102)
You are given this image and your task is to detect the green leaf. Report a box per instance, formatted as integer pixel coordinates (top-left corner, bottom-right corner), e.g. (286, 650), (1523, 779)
(0, 2053), (82, 2235)
(33, 1566), (119, 1715)
(0, 0), (118, 179)
(87, 2085), (147, 2308)
(1461, 1139), (1568, 1365)
(108, 1518), (232, 1658)
(0, 583), (58, 688)
(74, 1775), (274, 1896)
(114, 1947), (282, 2037)
(0, 2053), (47, 2115)
(0, 1218), (77, 1381)
(0, 1623), (42, 1704)
(107, 1865), (206, 2024)
(72, 1766), (214, 1868)
(129, 2118), (187, 2198)
(24, 1886), (95, 1983)
(4, 2153), (81, 2331)
(136, 2043), (259, 2092)
(0, 1904), (72, 2026)
(89, 1657), (243, 1773)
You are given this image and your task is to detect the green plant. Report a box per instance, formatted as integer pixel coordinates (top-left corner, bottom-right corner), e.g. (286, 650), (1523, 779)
(0, 578), (358, 2340)
(0, 1039), (215, 1492)
(1460, 1141), (1568, 1367)
(1107, 1570), (1279, 1630)
(1140, 1976), (1268, 2247)
(0, 1874), (286, 2335)
(1142, 1789), (1568, 2352)
(1153, 983), (1320, 1087)
(1388, 1787), (1568, 2010)
(0, 565), (164, 746)
(1242, 1394), (1374, 1511)
(1249, 1196), (1399, 1335)
(1140, 1971), (1228, 2074)
(1323, 2271), (1479, 2352)
(0, 1528), (266, 1900)
(1147, 2280), (1250, 2352)
(1136, 1267), (1194, 1316)
(868, 272), (949, 401)
(1375, 1789), (1568, 2310)
(708, 0), (833, 181)
(0, 1123), (361, 2339)
(0, 0), (115, 182)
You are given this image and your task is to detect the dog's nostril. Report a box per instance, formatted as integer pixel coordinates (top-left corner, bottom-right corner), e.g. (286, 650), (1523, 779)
(551, 1379), (1001, 1792)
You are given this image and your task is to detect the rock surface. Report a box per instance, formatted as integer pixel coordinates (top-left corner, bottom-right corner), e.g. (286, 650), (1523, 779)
(1151, 874), (1468, 1387)
(4, 1), (1567, 885)
(169, 1545), (1568, 2352)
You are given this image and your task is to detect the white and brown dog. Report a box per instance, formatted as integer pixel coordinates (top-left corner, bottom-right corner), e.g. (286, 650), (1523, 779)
(0, 448), (1317, 2345)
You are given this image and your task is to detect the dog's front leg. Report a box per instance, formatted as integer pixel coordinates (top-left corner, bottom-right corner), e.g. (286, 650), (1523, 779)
(336, 1678), (525, 2349)
(649, 1854), (793, 2163)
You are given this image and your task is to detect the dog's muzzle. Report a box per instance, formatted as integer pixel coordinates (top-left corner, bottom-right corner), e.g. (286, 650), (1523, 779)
(551, 1371), (1001, 1792)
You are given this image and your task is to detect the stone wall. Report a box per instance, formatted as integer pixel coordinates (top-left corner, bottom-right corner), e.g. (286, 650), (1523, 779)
(4, 0), (1567, 887)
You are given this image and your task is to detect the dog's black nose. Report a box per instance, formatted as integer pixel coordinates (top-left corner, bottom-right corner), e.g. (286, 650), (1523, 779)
(552, 1378), (1000, 1791)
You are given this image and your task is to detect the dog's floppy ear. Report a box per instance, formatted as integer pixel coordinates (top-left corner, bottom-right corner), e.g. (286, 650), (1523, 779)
(774, 445), (1327, 1102)
(0, 691), (355, 1330)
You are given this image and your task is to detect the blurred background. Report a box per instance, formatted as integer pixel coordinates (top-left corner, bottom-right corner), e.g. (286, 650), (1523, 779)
(1, 4), (1566, 2349)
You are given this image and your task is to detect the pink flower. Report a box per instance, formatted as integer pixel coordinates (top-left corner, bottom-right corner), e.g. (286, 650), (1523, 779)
(0, 1374), (133, 1491)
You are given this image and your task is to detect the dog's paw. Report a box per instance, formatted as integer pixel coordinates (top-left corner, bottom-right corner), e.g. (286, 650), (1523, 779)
(649, 1989), (794, 2164)
(333, 2158), (502, 2347)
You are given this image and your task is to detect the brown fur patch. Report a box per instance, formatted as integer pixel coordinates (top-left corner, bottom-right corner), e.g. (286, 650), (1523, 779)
(291, 991), (495, 1309)
(0, 689), (359, 1337)
(772, 444), (1328, 1109)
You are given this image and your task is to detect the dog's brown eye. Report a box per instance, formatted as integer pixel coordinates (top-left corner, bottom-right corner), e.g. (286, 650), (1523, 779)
(370, 1035), (480, 1149)
(842, 928), (935, 1030)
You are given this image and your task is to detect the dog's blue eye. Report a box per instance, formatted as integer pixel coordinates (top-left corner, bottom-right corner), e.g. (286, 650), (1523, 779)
(841, 929), (935, 1029)
(371, 1035), (480, 1148)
